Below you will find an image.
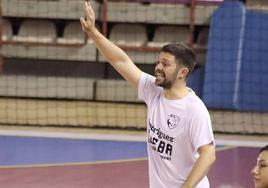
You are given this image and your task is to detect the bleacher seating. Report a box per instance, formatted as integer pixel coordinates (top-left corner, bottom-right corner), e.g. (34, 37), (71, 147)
(106, 1), (217, 25)
(96, 79), (140, 102)
(110, 24), (147, 47)
(2, 19), (97, 61)
(13, 20), (57, 43)
(1, 0), (100, 20)
(1, 0), (267, 134)
(106, 1), (188, 24)
(99, 23), (157, 64)
(203, 1), (268, 112)
(0, 75), (95, 100)
(247, 0), (268, 10)
(57, 21), (86, 44)
(148, 26), (189, 47)
(195, 5), (219, 25)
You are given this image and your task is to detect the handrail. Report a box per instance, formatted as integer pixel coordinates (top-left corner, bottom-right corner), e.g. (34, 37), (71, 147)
(2, 40), (85, 48)
(118, 45), (207, 52)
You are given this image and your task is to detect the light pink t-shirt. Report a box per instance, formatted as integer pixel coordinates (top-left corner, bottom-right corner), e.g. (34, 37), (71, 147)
(138, 73), (214, 188)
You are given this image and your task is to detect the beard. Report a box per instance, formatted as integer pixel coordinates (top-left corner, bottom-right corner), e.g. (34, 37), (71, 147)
(155, 71), (173, 89)
(155, 67), (180, 89)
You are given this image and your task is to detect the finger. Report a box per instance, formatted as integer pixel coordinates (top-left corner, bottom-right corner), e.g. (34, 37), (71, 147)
(80, 17), (85, 25)
(85, 1), (94, 18)
(84, 2), (92, 20)
(80, 17), (87, 31)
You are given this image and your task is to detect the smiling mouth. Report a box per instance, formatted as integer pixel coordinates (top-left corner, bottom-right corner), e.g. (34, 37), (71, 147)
(253, 177), (260, 182)
(155, 70), (166, 84)
(155, 71), (165, 77)
(155, 74), (165, 81)
(155, 74), (165, 85)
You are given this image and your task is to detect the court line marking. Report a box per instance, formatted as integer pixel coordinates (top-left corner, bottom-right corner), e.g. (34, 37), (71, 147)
(0, 157), (148, 169)
(0, 129), (146, 142)
(0, 132), (263, 169)
(215, 145), (237, 152)
(216, 139), (267, 148)
(0, 146), (246, 169)
(0, 127), (266, 156)
(0, 129), (266, 146)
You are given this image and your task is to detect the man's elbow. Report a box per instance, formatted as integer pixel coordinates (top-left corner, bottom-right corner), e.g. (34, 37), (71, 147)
(210, 151), (216, 166)
(199, 144), (216, 166)
(208, 145), (216, 166)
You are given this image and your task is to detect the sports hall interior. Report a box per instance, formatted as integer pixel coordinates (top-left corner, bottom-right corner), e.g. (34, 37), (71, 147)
(0, 0), (267, 187)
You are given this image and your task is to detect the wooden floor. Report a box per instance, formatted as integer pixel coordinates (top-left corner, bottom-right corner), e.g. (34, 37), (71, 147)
(0, 127), (266, 188)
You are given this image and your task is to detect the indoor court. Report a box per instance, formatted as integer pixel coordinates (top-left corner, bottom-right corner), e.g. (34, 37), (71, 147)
(0, 126), (267, 188)
(0, 0), (267, 188)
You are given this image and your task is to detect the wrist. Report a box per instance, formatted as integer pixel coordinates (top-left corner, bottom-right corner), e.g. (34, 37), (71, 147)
(86, 27), (98, 38)
(181, 182), (193, 188)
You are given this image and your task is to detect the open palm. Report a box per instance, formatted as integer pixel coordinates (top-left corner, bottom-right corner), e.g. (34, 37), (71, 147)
(80, 1), (96, 33)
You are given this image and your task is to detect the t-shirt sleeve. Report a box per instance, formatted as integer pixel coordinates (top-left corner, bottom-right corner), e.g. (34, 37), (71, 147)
(189, 110), (215, 153)
(138, 72), (157, 105)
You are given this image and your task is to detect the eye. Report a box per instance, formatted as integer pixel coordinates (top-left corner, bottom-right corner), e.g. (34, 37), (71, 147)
(260, 163), (267, 168)
(257, 161), (268, 168)
(162, 61), (169, 67)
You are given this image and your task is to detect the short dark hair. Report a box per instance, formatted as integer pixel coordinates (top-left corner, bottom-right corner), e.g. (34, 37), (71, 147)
(260, 145), (268, 153)
(161, 43), (196, 77)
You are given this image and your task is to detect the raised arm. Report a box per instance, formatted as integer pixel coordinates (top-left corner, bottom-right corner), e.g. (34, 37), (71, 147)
(80, 1), (143, 89)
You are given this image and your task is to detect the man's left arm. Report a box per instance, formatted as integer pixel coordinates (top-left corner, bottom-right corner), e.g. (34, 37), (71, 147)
(181, 143), (216, 188)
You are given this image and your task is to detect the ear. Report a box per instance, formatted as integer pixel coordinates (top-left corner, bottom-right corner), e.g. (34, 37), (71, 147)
(177, 67), (189, 79)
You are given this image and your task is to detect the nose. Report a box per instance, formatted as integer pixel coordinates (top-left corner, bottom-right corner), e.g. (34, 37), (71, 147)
(251, 165), (258, 176)
(155, 64), (163, 72)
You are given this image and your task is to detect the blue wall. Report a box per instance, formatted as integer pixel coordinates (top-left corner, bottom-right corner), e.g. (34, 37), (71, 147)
(203, 1), (268, 112)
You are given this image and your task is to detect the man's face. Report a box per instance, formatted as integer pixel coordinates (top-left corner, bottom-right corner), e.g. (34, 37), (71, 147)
(155, 52), (186, 89)
(251, 151), (268, 188)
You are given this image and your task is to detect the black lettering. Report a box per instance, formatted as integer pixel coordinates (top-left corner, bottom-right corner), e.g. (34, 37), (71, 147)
(148, 122), (175, 143)
(157, 141), (165, 153)
(153, 137), (158, 145)
(165, 143), (172, 156)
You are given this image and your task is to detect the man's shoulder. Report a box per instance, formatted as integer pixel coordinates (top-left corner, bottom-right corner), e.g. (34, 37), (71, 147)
(141, 73), (161, 92)
(186, 93), (210, 116)
(139, 72), (162, 102)
(142, 72), (155, 82)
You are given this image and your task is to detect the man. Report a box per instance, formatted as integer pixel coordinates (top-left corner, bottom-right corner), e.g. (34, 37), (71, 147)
(80, 1), (215, 187)
(251, 145), (268, 188)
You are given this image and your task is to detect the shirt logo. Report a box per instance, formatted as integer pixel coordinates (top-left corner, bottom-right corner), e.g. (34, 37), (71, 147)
(167, 114), (180, 129)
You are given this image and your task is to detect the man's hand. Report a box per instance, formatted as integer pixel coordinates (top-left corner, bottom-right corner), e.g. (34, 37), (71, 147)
(180, 183), (192, 188)
(80, 1), (96, 34)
